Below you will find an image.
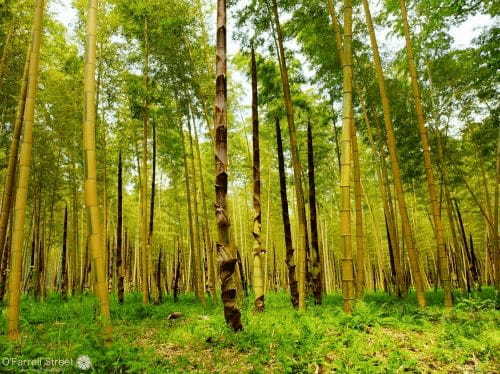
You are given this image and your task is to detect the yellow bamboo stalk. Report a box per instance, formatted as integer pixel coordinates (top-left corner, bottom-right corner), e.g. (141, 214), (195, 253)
(187, 112), (205, 304)
(339, 0), (355, 313)
(398, 0), (452, 307)
(6, 0), (45, 341)
(0, 42), (31, 257)
(82, 0), (111, 338)
(361, 0), (426, 306)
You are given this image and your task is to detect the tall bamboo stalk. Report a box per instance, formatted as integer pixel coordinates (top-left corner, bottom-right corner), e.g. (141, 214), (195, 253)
(149, 119), (158, 302)
(141, 17), (150, 304)
(494, 126), (500, 294)
(193, 122), (216, 297)
(187, 111), (205, 304)
(307, 121), (322, 304)
(117, 151), (124, 303)
(351, 120), (365, 297)
(61, 205), (69, 298)
(270, 0), (309, 310)
(0, 43), (31, 262)
(6, 0), (45, 340)
(327, 0), (367, 305)
(275, 118), (299, 307)
(251, 46), (265, 311)
(214, 0), (242, 331)
(339, 0), (355, 313)
(361, 97), (404, 296)
(398, 0), (452, 307)
(179, 121), (200, 297)
(360, 0), (426, 306)
(82, 0), (111, 338)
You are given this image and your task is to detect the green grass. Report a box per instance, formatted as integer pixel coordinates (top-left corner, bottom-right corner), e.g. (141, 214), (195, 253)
(0, 289), (498, 373)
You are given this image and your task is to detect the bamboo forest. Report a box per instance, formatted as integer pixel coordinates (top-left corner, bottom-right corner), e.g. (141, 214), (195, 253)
(0, 0), (498, 372)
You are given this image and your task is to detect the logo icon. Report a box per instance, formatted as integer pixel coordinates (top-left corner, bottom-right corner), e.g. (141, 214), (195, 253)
(76, 355), (92, 371)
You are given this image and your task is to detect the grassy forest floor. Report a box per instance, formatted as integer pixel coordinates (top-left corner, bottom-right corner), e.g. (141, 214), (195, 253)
(0, 289), (498, 373)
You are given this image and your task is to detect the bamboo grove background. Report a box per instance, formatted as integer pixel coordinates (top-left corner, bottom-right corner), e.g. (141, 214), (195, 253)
(0, 0), (498, 335)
